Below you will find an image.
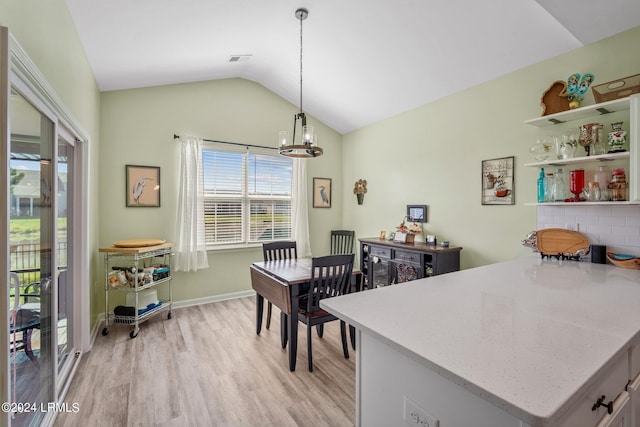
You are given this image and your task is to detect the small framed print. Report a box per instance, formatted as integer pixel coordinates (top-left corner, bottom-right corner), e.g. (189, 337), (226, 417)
(126, 165), (161, 207)
(313, 177), (332, 208)
(407, 205), (427, 222)
(481, 156), (514, 205)
(379, 230), (386, 240)
(393, 232), (408, 243)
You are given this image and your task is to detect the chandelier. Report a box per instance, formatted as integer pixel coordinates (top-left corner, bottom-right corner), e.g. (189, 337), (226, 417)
(279, 8), (323, 158)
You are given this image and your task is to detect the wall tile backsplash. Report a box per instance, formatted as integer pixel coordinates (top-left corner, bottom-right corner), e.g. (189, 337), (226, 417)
(537, 205), (640, 255)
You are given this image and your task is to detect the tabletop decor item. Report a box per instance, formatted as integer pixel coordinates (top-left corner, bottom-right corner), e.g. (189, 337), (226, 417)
(566, 73), (595, 109)
(312, 177), (332, 208)
(606, 252), (640, 270)
(540, 80), (570, 116)
(126, 165), (160, 207)
(608, 122), (627, 152)
(578, 122), (598, 156)
(592, 73), (640, 103)
(395, 215), (422, 243)
(569, 169), (585, 202)
(481, 156), (514, 205)
(559, 132), (577, 159)
(353, 179), (367, 205)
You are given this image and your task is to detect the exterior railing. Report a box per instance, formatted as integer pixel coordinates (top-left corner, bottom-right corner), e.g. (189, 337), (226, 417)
(9, 242), (67, 288)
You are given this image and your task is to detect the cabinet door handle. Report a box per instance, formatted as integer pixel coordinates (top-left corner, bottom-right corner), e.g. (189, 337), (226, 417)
(591, 395), (613, 414)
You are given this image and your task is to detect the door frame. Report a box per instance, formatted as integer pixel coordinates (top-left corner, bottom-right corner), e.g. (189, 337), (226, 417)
(1, 26), (90, 426)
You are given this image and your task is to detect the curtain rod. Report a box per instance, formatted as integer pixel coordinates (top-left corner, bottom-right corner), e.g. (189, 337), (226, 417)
(173, 134), (277, 151)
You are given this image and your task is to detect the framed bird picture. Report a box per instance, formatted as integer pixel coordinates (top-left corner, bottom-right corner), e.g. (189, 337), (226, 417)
(313, 177), (331, 208)
(126, 165), (160, 207)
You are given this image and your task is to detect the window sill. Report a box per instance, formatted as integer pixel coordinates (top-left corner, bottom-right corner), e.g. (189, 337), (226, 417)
(206, 242), (263, 252)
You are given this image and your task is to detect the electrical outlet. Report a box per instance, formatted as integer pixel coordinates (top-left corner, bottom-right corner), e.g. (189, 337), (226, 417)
(404, 397), (439, 427)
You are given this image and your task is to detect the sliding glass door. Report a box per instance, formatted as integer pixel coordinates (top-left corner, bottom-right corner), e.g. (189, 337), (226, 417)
(2, 27), (85, 426)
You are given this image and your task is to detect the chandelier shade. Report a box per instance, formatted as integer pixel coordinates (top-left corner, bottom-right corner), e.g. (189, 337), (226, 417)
(279, 8), (323, 158)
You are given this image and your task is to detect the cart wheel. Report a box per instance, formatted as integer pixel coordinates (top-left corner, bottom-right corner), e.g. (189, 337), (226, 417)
(102, 327), (109, 336)
(168, 312), (172, 319)
(130, 330), (138, 339)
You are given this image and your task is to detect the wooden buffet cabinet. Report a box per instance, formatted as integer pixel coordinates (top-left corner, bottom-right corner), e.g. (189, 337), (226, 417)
(359, 238), (462, 288)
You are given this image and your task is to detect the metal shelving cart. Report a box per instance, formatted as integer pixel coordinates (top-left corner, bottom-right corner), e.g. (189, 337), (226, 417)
(99, 242), (174, 338)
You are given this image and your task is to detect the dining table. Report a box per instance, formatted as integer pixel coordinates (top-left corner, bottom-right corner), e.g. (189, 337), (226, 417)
(250, 258), (362, 372)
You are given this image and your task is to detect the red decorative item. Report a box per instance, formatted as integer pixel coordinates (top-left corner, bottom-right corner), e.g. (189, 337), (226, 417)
(569, 169), (585, 201)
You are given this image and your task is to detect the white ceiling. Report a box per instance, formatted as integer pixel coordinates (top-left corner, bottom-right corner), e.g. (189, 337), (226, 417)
(65, 0), (640, 135)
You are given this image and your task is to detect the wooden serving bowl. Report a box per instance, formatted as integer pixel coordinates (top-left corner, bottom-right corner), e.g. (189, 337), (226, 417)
(607, 252), (640, 270)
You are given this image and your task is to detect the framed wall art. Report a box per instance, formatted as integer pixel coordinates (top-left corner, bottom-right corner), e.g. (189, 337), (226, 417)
(406, 205), (427, 222)
(481, 156), (514, 205)
(313, 177), (332, 208)
(126, 165), (161, 207)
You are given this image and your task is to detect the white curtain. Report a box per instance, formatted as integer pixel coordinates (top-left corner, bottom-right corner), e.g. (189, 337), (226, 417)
(174, 135), (209, 271)
(292, 158), (311, 257)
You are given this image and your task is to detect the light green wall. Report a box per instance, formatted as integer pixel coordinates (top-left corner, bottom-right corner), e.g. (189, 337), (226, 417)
(342, 26), (640, 269)
(2, 2), (101, 327)
(99, 79), (342, 303)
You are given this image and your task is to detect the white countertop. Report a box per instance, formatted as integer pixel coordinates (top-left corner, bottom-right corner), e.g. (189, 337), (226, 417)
(321, 256), (640, 425)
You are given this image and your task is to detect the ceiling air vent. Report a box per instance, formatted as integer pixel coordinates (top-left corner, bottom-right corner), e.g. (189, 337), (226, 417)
(228, 54), (252, 63)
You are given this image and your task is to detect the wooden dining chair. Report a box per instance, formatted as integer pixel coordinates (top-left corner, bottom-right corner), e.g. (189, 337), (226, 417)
(297, 253), (354, 372)
(330, 230), (355, 255)
(262, 241), (297, 332)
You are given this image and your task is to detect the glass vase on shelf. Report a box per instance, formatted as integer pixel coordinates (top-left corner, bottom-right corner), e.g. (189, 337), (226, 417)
(579, 123), (596, 156)
(559, 132), (577, 159)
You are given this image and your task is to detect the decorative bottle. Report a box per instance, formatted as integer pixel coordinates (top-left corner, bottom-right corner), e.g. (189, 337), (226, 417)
(537, 168), (545, 203)
(554, 168), (568, 202)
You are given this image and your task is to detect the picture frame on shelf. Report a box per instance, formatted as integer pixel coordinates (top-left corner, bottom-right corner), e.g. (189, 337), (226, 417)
(126, 165), (160, 207)
(393, 232), (407, 243)
(313, 177), (332, 208)
(481, 156), (514, 205)
(406, 205), (427, 222)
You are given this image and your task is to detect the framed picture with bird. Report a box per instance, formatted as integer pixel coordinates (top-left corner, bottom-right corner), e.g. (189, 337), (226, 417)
(313, 177), (331, 208)
(126, 165), (161, 207)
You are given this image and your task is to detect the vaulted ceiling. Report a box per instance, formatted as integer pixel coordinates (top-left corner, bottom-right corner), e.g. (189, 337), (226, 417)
(66, 0), (640, 134)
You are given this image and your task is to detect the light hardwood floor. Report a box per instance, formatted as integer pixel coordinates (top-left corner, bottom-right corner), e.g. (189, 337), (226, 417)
(54, 296), (355, 427)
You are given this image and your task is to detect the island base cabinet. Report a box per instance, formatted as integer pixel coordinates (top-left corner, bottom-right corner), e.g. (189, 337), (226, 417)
(628, 374), (640, 427)
(357, 331), (531, 427)
(356, 330), (629, 427)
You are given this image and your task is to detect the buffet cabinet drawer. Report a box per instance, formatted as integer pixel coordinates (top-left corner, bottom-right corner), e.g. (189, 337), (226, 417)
(369, 246), (391, 258)
(393, 250), (421, 264)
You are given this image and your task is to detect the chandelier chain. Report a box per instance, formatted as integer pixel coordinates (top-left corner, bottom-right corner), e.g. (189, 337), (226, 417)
(299, 13), (303, 115)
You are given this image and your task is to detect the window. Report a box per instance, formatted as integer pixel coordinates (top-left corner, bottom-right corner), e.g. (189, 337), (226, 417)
(202, 145), (293, 246)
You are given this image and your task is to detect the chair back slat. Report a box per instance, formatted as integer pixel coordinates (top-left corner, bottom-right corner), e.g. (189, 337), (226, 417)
(263, 241), (297, 262)
(307, 254), (354, 314)
(330, 230), (355, 255)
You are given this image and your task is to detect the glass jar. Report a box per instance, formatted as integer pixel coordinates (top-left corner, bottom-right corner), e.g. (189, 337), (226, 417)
(554, 168), (568, 202)
(591, 123), (605, 155)
(609, 168), (628, 201)
(594, 166), (610, 201)
(544, 173), (555, 202)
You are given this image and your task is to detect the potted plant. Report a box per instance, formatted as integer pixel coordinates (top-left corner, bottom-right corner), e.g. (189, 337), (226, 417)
(353, 179), (367, 204)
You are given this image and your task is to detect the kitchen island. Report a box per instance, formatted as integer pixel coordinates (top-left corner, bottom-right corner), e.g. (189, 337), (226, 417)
(321, 256), (640, 427)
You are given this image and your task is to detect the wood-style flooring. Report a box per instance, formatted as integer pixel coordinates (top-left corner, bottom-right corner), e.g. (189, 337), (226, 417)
(54, 296), (355, 427)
